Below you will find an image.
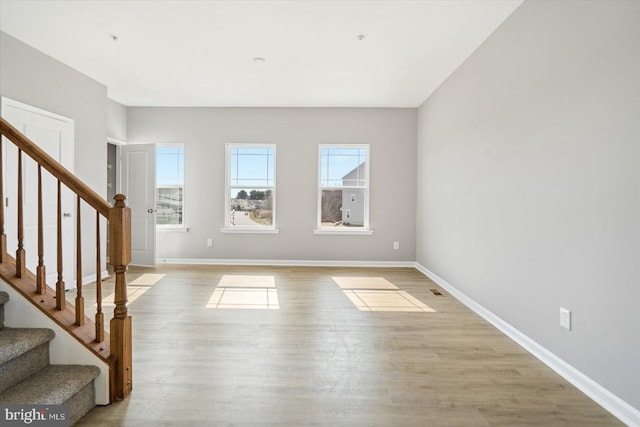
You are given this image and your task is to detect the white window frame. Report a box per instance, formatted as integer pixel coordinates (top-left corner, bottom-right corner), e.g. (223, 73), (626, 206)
(314, 144), (373, 235)
(156, 143), (186, 230)
(222, 143), (278, 234)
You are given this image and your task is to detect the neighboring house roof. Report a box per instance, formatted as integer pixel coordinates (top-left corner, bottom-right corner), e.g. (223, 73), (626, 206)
(342, 162), (366, 183)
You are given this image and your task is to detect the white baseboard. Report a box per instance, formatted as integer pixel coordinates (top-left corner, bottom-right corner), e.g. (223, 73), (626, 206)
(64, 270), (111, 290)
(156, 258), (415, 268)
(82, 270), (110, 284)
(414, 263), (640, 427)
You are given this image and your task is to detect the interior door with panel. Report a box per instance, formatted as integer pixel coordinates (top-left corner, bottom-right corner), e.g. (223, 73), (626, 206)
(120, 143), (156, 266)
(1, 97), (76, 289)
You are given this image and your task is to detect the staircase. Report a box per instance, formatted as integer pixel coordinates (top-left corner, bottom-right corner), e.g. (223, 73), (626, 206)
(0, 116), (132, 402)
(0, 291), (100, 425)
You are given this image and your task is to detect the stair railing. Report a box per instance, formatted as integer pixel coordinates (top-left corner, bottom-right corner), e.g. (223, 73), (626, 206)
(0, 116), (132, 402)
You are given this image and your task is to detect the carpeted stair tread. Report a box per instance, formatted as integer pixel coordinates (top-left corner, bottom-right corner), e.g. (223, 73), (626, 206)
(0, 364), (100, 404)
(0, 328), (54, 365)
(0, 293), (99, 424)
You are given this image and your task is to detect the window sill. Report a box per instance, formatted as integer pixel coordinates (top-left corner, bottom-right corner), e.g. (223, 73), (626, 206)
(313, 228), (374, 236)
(157, 226), (189, 233)
(220, 227), (280, 234)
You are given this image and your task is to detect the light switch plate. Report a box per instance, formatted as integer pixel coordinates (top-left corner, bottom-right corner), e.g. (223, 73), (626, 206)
(560, 307), (571, 330)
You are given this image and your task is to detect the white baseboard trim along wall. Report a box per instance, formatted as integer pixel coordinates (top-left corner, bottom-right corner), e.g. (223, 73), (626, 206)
(414, 263), (640, 427)
(155, 258), (416, 268)
(82, 270), (110, 285)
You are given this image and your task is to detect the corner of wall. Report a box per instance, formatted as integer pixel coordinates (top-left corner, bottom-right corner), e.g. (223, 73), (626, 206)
(413, 263), (640, 427)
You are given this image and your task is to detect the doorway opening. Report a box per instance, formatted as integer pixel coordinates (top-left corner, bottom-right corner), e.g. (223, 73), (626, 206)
(106, 142), (119, 262)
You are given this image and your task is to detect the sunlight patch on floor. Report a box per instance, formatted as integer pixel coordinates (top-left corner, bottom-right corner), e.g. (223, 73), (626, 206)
(217, 275), (276, 288)
(206, 275), (280, 309)
(332, 276), (398, 290)
(343, 290), (435, 312)
(333, 277), (435, 312)
(129, 273), (167, 286)
(206, 288), (280, 310)
(100, 273), (166, 307)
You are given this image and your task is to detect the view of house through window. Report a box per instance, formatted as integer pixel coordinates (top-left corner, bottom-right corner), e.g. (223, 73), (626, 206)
(226, 145), (276, 228)
(156, 144), (184, 226)
(319, 145), (369, 229)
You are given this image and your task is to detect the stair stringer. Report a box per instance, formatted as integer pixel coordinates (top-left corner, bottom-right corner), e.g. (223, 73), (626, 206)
(0, 280), (109, 405)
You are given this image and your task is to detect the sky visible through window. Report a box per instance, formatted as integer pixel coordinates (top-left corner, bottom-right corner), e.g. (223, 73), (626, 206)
(157, 146), (184, 186)
(230, 147), (274, 197)
(321, 147), (366, 187)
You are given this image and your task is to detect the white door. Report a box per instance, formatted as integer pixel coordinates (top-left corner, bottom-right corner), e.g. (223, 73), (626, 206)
(120, 144), (156, 266)
(1, 97), (75, 289)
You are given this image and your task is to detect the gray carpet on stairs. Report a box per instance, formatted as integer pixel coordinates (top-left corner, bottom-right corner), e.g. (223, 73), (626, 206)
(0, 328), (54, 394)
(0, 364), (100, 404)
(0, 365), (100, 425)
(0, 291), (101, 425)
(0, 327), (55, 364)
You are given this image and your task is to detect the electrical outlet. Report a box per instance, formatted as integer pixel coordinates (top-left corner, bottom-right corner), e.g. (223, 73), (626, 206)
(560, 307), (571, 330)
(393, 241), (399, 250)
(207, 238), (213, 247)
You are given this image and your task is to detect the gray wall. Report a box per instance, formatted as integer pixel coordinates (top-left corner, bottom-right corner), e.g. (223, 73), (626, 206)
(107, 98), (127, 203)
(0, 31), (108, 277)
(416, 0), (640, 411)
(128, 107), (417, 262)
(107, 98), (127, 142)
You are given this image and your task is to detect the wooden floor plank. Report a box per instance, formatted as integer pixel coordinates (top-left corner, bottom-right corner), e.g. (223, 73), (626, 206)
(75, 265), (623, 426)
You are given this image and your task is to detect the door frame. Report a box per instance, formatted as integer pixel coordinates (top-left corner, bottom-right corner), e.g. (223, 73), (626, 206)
(107, 137), (126, 196)
(1, 96), (76, 288)
(106, 138), (126, 264)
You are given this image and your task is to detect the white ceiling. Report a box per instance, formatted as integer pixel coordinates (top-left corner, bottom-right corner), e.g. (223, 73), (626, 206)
(0, 0), (522, 108)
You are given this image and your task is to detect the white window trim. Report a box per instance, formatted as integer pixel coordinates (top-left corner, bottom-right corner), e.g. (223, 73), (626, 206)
(222, 143), (278, 233)
(313, 228), (373, 236)
(220, 227), (279, 234)
(315, 144), (372, 235)
(158, 226), (189, 233)
(156, 143), (186, 230)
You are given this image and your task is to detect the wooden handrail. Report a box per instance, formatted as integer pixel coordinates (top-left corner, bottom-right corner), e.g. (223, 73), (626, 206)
(0, 117), (111, 217)
(0, 115), (132, 402)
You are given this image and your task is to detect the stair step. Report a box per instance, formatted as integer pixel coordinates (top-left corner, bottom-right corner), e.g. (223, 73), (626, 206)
(0, 364), (101, 403)
(0, 364), (100, 425)
(0, 328), (54, 394)
(0, 292), (100, 425)
(0, 327), (54, 365)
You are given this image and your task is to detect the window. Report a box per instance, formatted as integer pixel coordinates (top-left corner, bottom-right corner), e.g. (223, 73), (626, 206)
(224, 144), (276, 232)
(156, 144), (184, 227)
(316, 145), (371, 234)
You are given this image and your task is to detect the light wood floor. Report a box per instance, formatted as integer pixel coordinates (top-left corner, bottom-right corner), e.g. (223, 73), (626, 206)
(75, 265), (622, 426)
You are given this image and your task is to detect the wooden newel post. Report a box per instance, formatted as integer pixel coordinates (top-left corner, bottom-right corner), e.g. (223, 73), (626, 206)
(108, 194), (132, 401)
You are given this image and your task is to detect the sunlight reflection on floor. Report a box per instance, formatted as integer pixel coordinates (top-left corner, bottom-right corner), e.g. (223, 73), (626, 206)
(206, 275), (280, 309)
(100, 273), (166, 307)
(333, 277), (435, 312)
